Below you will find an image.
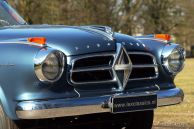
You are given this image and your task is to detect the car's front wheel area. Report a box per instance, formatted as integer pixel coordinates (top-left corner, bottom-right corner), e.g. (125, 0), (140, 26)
(0, 110), (153, 129)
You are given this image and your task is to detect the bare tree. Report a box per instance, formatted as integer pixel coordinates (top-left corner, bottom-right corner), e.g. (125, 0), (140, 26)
(141, 0), (183, 34)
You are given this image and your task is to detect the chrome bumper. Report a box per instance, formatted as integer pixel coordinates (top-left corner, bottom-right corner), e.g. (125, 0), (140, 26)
(16, 88), (184, 119)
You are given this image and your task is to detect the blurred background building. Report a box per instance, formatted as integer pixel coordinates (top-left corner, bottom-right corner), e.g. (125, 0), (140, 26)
(8, 0), (194, 57)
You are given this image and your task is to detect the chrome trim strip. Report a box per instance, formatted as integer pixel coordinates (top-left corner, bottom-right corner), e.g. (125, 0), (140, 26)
(16, 88), (183, 119)
(71, 53), (115, 65)
(137, 38), (168, 43)
(161, 44), (185, 75)
(80, 26), (114, 41)
(34, 48), (65, 83)
(71, 66), (112, 72)
(128, 76), (157, 81)
(128, 52), (159, 81)
(114, 64), (132, 70)
(70, 53), (115, 85)
(70, 52), (158, 85)
(70, 78), (117, 85)
(0, 41), (44, 47)
(132, 64), (157, 68)
(112, 43), (133, 91)
(71, 64), (157, 72)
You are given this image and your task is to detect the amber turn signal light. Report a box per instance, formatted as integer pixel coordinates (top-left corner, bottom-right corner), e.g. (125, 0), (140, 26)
(28, 37), (46, 45)
(154, 34), (171, 41)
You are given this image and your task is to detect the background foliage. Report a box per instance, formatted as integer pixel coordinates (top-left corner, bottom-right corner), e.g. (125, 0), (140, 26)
(8, 0), (194, 52)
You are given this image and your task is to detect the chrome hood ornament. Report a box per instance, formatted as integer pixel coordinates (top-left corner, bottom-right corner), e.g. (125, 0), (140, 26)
(80, 25), (114, 41)
(113, 43), (132, 91)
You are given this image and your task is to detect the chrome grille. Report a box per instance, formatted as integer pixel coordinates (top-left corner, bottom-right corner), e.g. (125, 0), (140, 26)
(70, 52), (158, 85)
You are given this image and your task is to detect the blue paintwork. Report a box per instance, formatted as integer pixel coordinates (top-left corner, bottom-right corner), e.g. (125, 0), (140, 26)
(0, 5), (181, 119)
(0, 25), (153, 55)
(0, 24), (176, 119)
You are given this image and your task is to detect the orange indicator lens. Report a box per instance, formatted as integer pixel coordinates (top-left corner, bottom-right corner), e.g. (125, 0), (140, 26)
(155, 34), (171, 41)
(28, 37), (46, 45)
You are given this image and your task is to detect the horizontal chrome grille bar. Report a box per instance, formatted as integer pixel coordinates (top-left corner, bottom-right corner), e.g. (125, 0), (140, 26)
(132, 64), (158, 68)
(71, 79), (117, 85)
(71, 64), (157, 72)
(71, 66), (112, 72)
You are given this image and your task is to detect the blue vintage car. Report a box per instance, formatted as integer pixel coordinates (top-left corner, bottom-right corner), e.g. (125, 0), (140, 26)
(0, 0), (185, 129)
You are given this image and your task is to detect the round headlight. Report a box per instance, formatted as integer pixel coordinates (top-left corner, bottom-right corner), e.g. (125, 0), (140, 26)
(42, 52), (61, 80)
(34, 48), (65, 83)
(162, 45), (185, 75)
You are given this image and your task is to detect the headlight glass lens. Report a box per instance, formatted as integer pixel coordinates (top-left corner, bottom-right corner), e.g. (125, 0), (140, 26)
(167, 48), (184, 74)
(42, 53), (60, 80)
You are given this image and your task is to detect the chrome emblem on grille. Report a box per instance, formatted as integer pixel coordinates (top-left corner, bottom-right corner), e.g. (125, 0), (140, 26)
(113, 43), (133, 91)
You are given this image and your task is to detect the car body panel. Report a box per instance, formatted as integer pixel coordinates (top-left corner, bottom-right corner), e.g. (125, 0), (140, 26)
(0, 27), (179, 119)
(0, 1), (184, 120)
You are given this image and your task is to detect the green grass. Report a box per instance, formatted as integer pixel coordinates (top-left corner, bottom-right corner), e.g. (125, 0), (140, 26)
(154, 58), (194, 128)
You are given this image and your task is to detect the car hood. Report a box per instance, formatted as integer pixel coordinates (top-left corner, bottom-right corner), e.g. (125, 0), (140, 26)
(0, 25), (146, 56)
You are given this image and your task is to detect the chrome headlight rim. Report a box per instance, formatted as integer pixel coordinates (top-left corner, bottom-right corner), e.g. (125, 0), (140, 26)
(162, 44), (185, 75)
(34, 48), (65, 83)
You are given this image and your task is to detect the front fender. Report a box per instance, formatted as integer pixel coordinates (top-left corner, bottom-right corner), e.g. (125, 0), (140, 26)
(0, 43), (78, 119)
(0, 43), (42, 119)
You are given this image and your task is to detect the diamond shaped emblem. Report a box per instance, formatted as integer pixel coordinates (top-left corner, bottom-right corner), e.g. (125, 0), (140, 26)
(112, 43), (132, 91)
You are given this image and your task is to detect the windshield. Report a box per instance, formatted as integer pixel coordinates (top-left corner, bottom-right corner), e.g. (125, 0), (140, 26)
(0, 0), (26, 27)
